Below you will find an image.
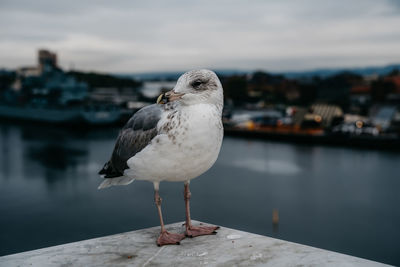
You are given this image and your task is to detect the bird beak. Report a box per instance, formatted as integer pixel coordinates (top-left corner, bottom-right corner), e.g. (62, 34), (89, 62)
(157, 90), (185, 104)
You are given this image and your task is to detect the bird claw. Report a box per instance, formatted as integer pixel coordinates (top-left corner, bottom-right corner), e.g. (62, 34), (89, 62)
(185, 225), (220, 238)
(156, 231), (185, 246)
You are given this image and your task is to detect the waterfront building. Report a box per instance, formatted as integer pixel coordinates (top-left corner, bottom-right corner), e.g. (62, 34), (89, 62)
(5, 50), (88, 106)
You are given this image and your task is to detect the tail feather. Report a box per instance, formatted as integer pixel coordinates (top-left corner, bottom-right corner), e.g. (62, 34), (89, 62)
(98, 161), (135, 189)
(98, 176), (135, 189)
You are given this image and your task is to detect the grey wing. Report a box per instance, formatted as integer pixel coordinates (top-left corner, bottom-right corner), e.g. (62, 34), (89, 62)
(99, 104), (162, 178)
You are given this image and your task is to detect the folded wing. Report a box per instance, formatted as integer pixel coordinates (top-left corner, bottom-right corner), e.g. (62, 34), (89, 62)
(99, 104), (162, 178)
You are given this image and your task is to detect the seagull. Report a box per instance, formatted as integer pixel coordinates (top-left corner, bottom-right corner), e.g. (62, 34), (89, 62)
(98, 69), (224, 246)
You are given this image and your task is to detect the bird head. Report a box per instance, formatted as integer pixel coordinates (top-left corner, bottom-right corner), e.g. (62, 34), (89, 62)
(157, 69), (223, 110)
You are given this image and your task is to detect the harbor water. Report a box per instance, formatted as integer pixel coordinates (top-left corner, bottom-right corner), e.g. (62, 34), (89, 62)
(0, 122), (399, 265)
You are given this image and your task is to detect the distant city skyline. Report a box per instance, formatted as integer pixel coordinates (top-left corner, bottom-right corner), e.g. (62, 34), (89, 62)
(1, 0), (400, 73)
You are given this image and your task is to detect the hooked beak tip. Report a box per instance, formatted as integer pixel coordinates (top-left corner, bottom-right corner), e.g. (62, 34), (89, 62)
(156, 93), (165, 104)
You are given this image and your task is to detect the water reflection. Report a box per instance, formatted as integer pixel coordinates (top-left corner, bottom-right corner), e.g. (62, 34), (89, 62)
(27, 145), (86, 170)
(0, 122), (400, 266)
(231, 159), (301, 175)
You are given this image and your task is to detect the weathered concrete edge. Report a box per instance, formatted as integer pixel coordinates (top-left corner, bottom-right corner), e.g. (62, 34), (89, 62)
(0, 220), (391, 266)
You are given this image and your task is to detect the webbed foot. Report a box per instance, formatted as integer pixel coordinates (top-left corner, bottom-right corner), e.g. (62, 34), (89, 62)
(156, 231), (185, 246)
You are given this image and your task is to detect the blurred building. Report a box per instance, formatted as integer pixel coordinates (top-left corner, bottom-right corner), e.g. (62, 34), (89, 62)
(296, 103), (343, 129)
(38, 49), (58, 72)
(8, 49), (88, 106)
(370, 105), (398, 132)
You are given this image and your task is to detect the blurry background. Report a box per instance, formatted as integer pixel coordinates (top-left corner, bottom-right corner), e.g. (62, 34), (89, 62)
(1, 0), (400, 265)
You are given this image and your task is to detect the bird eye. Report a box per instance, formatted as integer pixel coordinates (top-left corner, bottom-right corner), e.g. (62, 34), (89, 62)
(191, 80), (202, 88)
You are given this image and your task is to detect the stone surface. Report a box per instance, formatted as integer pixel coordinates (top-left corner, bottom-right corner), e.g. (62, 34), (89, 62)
(0, 221), (389, 267)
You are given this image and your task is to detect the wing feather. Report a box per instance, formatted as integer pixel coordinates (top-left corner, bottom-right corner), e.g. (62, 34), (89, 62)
(99, 104), (162, 178)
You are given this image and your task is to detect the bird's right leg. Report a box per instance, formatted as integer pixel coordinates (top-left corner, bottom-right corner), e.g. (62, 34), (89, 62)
(154, 182), (185, 246)
(184, 181), (219, 237)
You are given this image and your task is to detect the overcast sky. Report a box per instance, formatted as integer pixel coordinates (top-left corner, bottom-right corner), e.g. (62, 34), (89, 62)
(1, 0), (400, 73)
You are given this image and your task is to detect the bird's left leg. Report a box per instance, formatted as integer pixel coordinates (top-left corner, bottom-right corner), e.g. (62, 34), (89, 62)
(184, 181), (219, 237)
(154, 182), (185, 246)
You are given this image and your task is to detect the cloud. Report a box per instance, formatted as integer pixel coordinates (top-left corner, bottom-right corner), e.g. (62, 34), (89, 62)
(1, 0), (400, 72)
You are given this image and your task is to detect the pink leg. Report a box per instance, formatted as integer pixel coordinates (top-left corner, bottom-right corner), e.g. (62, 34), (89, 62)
(184, 182), (219, 238)
(154, 188), (185, 246)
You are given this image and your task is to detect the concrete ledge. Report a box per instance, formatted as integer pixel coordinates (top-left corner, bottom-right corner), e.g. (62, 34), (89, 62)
(0, 221), (389, 266)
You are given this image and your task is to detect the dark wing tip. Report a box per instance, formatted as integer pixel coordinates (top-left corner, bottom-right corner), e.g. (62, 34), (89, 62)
(99, 161), (123, 178)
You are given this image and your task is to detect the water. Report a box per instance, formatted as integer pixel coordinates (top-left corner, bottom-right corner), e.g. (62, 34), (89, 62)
(0, 122), (399, 265)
